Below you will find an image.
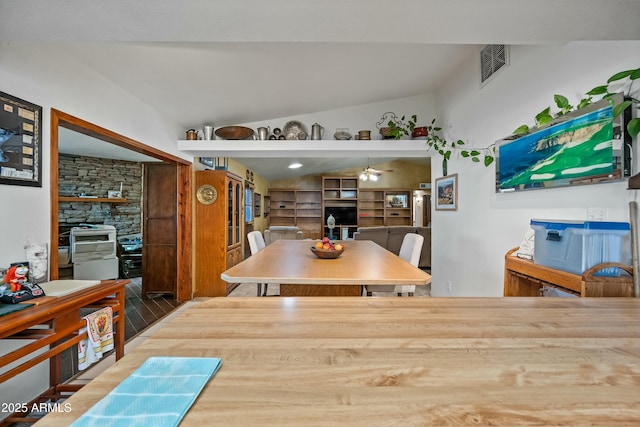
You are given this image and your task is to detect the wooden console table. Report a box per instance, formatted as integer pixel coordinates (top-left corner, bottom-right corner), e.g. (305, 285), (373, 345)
(504, 248), (634, 297)
(0, 279), (127, 425)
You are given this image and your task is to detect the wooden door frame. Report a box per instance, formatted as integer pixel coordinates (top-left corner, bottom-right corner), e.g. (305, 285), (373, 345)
(50, 109), (193, 301)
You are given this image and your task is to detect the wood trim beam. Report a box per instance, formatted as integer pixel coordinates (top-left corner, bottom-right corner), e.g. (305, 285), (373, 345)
(51, 109), (190, 165)
(50, 109), (193, 300)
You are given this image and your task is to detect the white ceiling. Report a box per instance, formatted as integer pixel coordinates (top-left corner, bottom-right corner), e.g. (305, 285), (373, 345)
(3, 0), (639, 180)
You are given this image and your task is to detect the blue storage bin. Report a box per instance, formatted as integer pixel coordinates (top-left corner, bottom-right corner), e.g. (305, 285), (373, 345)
(530, 219), (631, 276)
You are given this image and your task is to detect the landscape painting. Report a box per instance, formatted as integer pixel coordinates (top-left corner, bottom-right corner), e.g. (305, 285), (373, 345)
(496, 101), (621, 192)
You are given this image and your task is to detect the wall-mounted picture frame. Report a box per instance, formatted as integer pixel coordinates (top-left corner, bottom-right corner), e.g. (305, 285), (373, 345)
(254, 192), (262, 217)
(199, 157), (214, 168)
(0, 91), (42, 187)
(385, 193), (408, 208)
(495, 94), (627, 193)
(435, 174), (458, 211)
(263, 195), (270, 218)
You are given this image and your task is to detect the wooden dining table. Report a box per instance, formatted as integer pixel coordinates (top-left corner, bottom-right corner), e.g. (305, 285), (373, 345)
(221, 239), (432, 296)
(37, 296), (640, 426)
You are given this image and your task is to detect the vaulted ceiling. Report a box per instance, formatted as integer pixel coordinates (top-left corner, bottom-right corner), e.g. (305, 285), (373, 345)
(2, 0), (638, 180)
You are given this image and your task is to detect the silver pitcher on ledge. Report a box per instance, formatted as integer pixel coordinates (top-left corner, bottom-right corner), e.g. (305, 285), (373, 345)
(257, 126), (270, 141)
(311, 123), (324, 140)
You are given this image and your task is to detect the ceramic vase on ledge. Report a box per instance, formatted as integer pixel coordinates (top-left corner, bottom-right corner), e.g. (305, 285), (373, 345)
(411, 126), (429, 139)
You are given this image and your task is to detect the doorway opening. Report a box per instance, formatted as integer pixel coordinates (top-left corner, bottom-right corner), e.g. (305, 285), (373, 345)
(50, 109), (192, 301)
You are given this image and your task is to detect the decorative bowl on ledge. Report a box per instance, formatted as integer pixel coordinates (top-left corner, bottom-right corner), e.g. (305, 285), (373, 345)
(310, 246), (345, 259)
(214, 126), (255, 140)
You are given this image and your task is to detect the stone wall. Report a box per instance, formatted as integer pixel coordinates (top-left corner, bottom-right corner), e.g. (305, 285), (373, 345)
(58, 154), (142, 237)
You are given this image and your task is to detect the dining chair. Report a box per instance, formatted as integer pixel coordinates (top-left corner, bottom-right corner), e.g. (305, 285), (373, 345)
(247, 231), (268, 296)
(364, 233), (424, 297)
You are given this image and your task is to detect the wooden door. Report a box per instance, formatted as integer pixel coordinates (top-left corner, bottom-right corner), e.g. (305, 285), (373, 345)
(143, 163), (177, 297)
(423, 194), (431, 226)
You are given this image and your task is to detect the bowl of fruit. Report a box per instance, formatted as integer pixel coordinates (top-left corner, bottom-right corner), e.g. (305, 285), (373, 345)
(311, 238), (345, 259)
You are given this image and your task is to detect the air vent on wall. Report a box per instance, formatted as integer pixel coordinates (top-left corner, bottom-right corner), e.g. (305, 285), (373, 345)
(480, 44), (508, 86)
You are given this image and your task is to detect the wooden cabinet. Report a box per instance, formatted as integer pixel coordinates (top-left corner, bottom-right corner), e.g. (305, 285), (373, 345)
(504, 248), (634, 297)
(268, 189), (322, 239)
(195, 170), (243, 297)
(359, 189), (413, 227)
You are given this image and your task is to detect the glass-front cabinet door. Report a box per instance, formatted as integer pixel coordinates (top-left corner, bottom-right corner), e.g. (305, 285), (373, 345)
(227, 181), (233, 247)
(234, 180), (241, 246)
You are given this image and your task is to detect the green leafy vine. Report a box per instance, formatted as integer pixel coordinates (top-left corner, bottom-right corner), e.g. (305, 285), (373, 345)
(513, 68), (640, 138)
(382, 113), (495, 166)
(381, 67), (639, 169)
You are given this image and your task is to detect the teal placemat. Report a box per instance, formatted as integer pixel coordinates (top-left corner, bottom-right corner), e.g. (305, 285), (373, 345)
(0, 303), (33, 317)
(71, 357), (222, 427)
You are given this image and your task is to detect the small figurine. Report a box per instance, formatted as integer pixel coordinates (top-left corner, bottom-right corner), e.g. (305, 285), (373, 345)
(4, 264), (28, 292)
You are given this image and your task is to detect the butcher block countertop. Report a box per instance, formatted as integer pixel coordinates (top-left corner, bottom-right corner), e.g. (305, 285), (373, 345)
(37, 297), (640, 426)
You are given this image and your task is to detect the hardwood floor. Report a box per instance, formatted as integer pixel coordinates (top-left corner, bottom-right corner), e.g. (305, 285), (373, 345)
(122, 277), (182, 340)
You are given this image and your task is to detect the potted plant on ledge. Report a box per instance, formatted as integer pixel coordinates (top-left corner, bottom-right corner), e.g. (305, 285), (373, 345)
(376, 112), (429, 139)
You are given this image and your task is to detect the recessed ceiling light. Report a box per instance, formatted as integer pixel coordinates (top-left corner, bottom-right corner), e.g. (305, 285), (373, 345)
(288, 163), (303, 169)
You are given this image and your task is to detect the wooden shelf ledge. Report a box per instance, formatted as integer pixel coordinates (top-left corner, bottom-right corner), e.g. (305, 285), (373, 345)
(59, 196), (128, 203)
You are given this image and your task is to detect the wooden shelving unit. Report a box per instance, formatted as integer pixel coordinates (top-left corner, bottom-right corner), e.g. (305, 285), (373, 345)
(268, 189), (323, 239)
(268, 190), (296, 227)
(358, 190), (385, 227)
(269, 181), (415, 239)
(59, 196), (128, 203)
(295, 190), (322, 239)
(322, 177), (358, 202)
(358, 189), (412, 227)
(322, 177), (359, 239)
(384, 190), (412, 226)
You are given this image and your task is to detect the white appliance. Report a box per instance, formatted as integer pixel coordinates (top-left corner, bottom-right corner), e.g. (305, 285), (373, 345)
(70, 225), (118, 280)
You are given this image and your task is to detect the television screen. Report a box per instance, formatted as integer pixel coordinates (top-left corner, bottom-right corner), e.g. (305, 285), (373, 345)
(495, 94), (627, 193)
(325, 207), (357, 225)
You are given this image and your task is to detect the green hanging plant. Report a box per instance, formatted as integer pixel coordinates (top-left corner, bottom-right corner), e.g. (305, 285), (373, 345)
(385, 114), (417, 139)
(378, 112), (495, 166)
(423, 118), (495, 167)
(513, 67), (640, 138)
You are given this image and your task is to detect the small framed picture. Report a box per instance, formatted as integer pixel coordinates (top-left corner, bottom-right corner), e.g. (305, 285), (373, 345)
(199, 157), (214, 168)
(108, 190), (122, 199)
(435, 173), (458, 211)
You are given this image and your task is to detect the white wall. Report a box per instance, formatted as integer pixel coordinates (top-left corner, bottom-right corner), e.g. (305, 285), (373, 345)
(0, 42), (187, 268)
(0, 42), (187, 414)
(240, 93), (436, 140)
(432, 41), (640, 297)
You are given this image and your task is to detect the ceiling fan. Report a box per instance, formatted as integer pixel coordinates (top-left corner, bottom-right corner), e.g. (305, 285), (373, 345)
(359, 161), (393, 181)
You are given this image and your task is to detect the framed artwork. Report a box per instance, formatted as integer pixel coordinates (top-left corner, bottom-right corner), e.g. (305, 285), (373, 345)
(254, 192), (262, 217)
(495, 94), (627, 192)
(199, 157), (214, 168)
(0, 91), (42, 187)
(263, 195), (270, 218)
(435, 173), (458, 211)
(385, 193), (408, 208)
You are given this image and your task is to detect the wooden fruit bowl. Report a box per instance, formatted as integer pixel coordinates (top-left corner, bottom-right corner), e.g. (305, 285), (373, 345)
(310, 246), (345, 259)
